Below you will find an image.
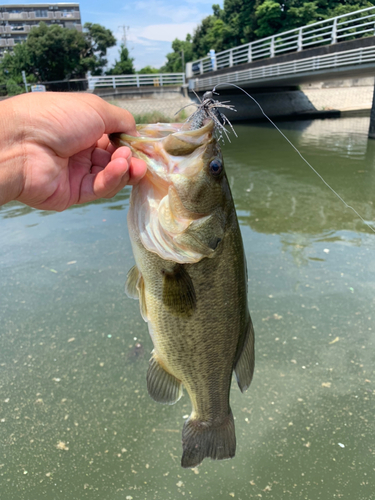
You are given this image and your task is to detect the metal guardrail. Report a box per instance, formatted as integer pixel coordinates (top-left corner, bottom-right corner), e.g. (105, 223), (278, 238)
(187, 6), (375, 77)
(87, 73), (185, 89)
(192, 45), (375, 91)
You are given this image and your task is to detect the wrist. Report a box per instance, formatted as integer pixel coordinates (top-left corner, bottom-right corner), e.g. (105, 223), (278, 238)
(0, 97), (26, 206)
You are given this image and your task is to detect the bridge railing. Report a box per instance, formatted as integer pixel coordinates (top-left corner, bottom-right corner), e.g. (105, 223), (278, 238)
(192, 44), (375, 91)
(187, 6), (375, 76)
(87, 73), (185, 89)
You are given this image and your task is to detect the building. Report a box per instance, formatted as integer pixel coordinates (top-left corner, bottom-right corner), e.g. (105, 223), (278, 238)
(0, 3), (82, 57)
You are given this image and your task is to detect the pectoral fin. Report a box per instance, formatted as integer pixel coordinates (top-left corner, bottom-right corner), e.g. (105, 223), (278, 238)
(234, 318), (255, 392)
(174, 213), (225, 256)
(147, 354), (183, 405)
(162, 265), (196, 317)
(125, 265), (148, 322)
(125, 265), (140, 299)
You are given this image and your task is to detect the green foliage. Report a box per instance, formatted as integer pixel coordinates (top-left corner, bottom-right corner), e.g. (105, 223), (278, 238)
(285, 2), (321, 30)
(161, 35), (194, 72)
(0, 21), (116, 91)
(221, 0), (258, 44)
(164, 0), (375, 66)
(83, 22), (117, 75)
(137, 66), (160, 74)
(254, 0), (283, 38)
(131, 109), (188, 124)
(5, 78), (24, 96)
(106, 44), (135, 75)
(25, 22), (88, 80)
(323, 1), (374, 17)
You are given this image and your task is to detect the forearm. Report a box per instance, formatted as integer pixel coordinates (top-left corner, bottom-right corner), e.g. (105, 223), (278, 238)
(0, 97), (26, 206)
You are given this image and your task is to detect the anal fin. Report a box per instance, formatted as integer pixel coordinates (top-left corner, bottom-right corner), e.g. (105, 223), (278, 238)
(234, 318), (255, 392)
(147, 354), (182, 405)
(181, 410), (236, 468)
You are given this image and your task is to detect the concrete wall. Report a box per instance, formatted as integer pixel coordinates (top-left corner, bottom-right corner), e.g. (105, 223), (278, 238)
(106, 94), (195, 119)
(94, 85), (187, 101)
(101, 77), (374, 122)
(192, 77), (374, 121)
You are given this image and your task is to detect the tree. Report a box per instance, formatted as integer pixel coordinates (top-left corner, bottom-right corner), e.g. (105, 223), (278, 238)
(106, 44), (135, 75)
(163, 0), (375, 67)
(0, 21), (116, 85)
(221, 0), (258, 45)
(82, 22), (117, 75)
(254, 0), (284, 38)
(0, 43), (35, 87)
(25, 22), (88, 81)
(138, 66), (159, 74)
(161, 35), (194, 72)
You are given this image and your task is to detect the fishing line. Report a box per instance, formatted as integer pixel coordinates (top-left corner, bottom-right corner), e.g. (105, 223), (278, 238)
(212, 82), (375, 234)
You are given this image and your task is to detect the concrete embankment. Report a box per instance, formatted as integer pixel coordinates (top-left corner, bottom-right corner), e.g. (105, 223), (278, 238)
(104, 77), (374, 122)
(98, 86), (194, 119)
(300, 78), (374, 117)
(108, 93), (194, 119)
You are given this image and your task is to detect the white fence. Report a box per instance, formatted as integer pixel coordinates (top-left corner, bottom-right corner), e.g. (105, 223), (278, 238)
(192, 45), (375, 91)
(187, 6), (375, 77)
(87, 73), (185, 89)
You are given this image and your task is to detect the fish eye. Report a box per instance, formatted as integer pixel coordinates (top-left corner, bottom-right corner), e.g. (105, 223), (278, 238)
(209, 159), (223, 176)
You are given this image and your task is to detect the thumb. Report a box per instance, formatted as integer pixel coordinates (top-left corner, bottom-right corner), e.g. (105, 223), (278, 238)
(90, 96), (138, 137)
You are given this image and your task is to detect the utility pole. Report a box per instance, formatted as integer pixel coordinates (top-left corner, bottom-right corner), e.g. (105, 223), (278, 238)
(369, 77), (375, 139)
(118, 25), (129, 47)
(21, 70), (28, 93)
(181, 50), (185, 72)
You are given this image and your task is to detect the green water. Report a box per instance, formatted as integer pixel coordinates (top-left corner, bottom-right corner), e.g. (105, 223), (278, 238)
(1, 117), (374, 500)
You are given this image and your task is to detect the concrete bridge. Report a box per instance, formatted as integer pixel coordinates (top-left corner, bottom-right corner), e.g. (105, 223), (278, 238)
(187, 7), (375, 92)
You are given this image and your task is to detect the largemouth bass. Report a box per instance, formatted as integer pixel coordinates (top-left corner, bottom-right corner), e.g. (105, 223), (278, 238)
(110, 117), (254, 468)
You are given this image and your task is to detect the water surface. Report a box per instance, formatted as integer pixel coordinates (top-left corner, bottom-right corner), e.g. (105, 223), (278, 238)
(1, 117), (374, 499)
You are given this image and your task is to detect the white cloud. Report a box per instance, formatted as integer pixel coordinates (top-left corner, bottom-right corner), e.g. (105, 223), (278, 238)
(138, 22), (198, 42)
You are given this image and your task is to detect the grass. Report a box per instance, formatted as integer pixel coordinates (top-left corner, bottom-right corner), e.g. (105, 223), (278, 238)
(131, 109), (188, 124)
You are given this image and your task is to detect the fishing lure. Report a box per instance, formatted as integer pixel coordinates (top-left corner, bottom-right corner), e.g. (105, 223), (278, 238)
(182, 91), (237, 142)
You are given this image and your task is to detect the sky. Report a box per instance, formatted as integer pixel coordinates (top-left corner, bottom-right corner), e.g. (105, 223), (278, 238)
(1, 0), (223, 70)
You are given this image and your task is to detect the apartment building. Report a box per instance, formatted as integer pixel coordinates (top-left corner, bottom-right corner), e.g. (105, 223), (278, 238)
(0, 3), (82, 57)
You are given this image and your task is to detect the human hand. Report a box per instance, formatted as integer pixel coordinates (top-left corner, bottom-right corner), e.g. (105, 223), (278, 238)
(0, 92), (147, 211)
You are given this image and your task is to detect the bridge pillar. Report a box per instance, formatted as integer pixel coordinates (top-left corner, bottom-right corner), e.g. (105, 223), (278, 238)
(369, 81), (375, 139)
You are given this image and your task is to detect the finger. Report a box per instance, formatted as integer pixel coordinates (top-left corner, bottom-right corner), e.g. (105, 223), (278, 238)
(79, 157), (130, 203)
(96, 134), (118, 155)
(99, 157), (147, 198)
(90, 95), (138, 137)
(91, 166), (104, 175)
(111, 147), (146, 185)
(97, 134), (110, 150)
(111, 146), (132, 160)
(127, 157), (148, 185)
(91, 147), (111, 168)
(106, 143), (116, 155)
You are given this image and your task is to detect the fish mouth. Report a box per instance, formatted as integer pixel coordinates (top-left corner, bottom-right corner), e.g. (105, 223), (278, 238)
(109, 120), (214, 180)
(110, 120), (216, 264)
(110, 119), (214, 142)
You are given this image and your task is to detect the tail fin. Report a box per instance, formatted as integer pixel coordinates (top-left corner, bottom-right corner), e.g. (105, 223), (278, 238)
(181, 410), (236, 468)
